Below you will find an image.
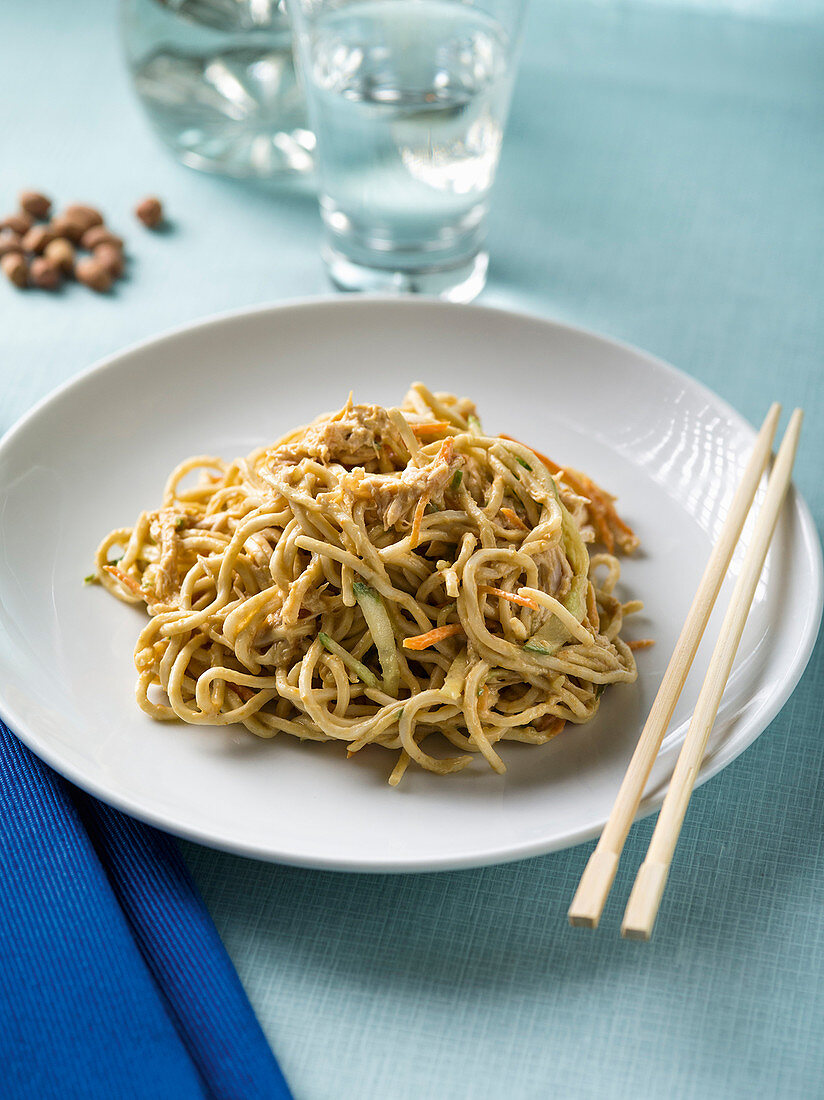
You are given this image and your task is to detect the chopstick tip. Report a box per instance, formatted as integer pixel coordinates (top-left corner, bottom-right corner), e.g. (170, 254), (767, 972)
(567, 849), (620, 929)
(620, 924), (652, 942)
(568, 913), (599, 930)
(621, 860), (669, 942)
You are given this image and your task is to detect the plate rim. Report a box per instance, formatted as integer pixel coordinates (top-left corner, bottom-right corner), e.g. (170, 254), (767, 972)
(0, 295), (821, 872)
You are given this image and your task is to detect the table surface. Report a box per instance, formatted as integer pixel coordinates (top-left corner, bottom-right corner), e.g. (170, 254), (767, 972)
(3, 2), (823, 1097)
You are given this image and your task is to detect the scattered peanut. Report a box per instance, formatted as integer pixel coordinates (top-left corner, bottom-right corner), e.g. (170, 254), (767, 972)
(19, 191), (52, 220)
(81, 225), (123, 251)
(1, 211), (33, 236)
(21, 225), (54, 254)
(1, 252), (28, 287)
(63, 204), (104, 233)
(0, 232), (23, 258)
(94, 242), (124, 278)
(75, 256), (113, 293)
(135, 196), (163, 229)
(3, 190), (170, 295)
(49, 215), (85, 244)
(44, 237), (75, 275)
(30, 256), (62, 291)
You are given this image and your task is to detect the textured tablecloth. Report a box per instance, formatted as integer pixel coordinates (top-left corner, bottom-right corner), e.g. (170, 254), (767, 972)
(2, 1), (822, 1097)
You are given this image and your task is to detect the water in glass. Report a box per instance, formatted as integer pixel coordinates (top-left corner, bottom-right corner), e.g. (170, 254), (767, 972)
(304, 0), (516, 297)
(122, 0), (314, 177)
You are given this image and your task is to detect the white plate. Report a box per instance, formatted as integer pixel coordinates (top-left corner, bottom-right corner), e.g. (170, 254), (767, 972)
(0, 299), (820, 871)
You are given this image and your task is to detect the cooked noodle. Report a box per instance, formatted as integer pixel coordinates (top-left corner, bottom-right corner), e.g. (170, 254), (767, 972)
(95, 385), (641, 784)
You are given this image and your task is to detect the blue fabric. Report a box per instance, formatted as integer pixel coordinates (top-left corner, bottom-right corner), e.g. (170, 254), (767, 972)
(0, 722), (291, 1100)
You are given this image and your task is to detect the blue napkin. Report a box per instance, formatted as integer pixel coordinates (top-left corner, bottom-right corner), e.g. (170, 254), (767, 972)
(0, 721), (292, 1100)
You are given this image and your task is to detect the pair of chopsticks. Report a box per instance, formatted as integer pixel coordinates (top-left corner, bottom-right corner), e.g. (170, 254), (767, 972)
(568, 403), (803, 940)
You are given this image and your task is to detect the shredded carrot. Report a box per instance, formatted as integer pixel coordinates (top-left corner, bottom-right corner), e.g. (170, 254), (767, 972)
(500, 507), (528, 531)
(103, 565), (144, 598)
(628, 639), (655, 651)
(498, 433), (638, 553)
(402, 623), (464, 650)
(410, 493), (428, 550)
(478, 584), (539, 610)
(436, 436), (454, 463)
(411, 422), (450, 437)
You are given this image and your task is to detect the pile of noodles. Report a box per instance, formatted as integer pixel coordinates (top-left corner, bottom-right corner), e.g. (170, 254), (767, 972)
(95, 384), (643, 784)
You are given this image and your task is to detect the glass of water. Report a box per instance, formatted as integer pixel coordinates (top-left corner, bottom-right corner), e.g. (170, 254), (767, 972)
(288, 0), (528, 301)
(122, 0), (315, 178)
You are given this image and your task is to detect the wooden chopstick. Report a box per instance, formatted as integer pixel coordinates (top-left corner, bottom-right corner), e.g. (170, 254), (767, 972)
(568, 403), (782, 929)
(621, 409), (803, 940)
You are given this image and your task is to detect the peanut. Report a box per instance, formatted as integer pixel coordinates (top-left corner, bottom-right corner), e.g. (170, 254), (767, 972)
(44, 237), (75, 275)
(22, 225), (55, 254)
(30, 256), (62, 290)
(1, 252), (28, 287)
(1, 212), (33, 236)
(75, 256), (113, 293)
(50, 215), (85, 244)
(19, 191), (52, 219)
(81, 225), (123, 251)
(135, 196), (163, 229)
(63, 204), (104, 233)
(0, 232), (23, 258)
(94, 242), (124, 278)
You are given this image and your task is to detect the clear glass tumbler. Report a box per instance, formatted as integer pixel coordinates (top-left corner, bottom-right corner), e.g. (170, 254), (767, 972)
(288, 0), (528, 301)
(121, 0), (315, 178)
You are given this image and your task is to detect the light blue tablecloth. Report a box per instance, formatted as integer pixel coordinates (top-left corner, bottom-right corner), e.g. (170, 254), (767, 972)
(2, 2), (822, 1097)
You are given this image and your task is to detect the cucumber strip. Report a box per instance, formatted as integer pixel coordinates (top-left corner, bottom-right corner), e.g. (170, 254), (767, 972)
(319, 632), (380, 689)
(353, 581), (400, 696)
(442, 652), (468, 700)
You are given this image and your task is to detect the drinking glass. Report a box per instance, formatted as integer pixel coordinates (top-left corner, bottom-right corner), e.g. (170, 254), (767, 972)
(122, 0), (315, 178)
(288, 0), (528, 301)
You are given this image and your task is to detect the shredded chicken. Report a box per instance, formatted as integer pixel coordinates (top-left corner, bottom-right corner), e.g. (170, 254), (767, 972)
(149, 509), (183, 599)
(347, 437), (460, 529)
(534, 544), (573, 600)
(269, 402), (407, 468)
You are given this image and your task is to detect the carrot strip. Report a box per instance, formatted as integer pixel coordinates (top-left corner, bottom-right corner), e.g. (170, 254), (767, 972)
(436, 436), (454, 463)
(103, 565), (144, 598)
(500, 507), (528, 531)
(410, 493), (428, 550)
(411, 422), (450, 437)
(478, 584), (539, 611)
(402, 623), (464, 650)
(628, 639), (655, 651)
